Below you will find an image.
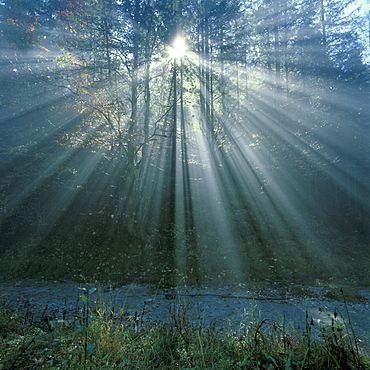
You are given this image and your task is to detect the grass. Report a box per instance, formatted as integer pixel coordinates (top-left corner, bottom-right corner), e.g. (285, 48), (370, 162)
(0, 291), (369, 369)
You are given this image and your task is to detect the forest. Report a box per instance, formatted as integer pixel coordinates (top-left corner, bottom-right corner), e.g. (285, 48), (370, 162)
(0, 0), (369, 285)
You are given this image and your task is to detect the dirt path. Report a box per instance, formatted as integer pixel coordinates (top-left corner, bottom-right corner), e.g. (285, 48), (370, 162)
(1, 277), (369, 349)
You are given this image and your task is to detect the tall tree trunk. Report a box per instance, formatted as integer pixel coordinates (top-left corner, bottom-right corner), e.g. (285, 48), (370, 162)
(179, 60), (199, 281)
(273, 0), (281, 93)
(165, 58), (178, 257)
(320, 0), (327, 47)
(219, 30), (227, 117)
(236, 60), (240, 115)
(143, 39), (151, 161)
(266, 30), (273, 89)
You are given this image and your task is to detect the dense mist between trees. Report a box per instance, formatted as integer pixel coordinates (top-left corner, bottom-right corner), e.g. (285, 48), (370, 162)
(0, 0), (369, 285)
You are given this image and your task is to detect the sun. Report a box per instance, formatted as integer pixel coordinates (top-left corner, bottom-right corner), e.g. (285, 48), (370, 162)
(169, 37), (187, 59)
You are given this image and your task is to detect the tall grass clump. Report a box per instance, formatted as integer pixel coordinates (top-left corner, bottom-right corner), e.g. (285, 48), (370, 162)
(0, 294), (369, 369)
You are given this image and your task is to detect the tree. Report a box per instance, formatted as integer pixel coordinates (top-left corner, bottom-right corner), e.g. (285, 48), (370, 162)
(1, 0), (43, 48)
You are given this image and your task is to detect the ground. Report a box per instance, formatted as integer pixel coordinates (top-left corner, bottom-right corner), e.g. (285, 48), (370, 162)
(1, 276), (369, 349)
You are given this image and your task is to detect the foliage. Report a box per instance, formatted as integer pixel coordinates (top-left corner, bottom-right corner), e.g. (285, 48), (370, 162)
(0, 292), (369, 369)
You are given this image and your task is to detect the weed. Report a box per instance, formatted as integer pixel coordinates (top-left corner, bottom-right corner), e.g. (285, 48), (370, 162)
(0, 291), (369, 369)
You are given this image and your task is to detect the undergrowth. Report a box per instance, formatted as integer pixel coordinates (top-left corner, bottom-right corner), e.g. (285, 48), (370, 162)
(0, 290), (369, 369)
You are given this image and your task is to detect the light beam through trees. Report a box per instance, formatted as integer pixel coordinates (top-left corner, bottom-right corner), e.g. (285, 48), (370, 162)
(0, 0), (369, 284)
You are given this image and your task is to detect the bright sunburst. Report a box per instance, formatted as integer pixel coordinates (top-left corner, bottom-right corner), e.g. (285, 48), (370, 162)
(169, 37), (187, 59)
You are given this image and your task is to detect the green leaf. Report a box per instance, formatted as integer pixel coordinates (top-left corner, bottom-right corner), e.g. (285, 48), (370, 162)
(86, 343), (96, 358)
(284, 357), (293, 370)
(76, 325), (86, 333)
(264, 353), (278, 366)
